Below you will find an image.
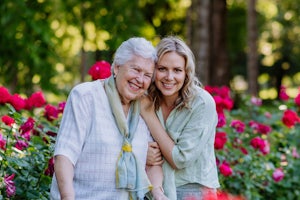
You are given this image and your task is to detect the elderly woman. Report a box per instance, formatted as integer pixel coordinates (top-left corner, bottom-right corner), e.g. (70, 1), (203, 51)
(50, 37), (167, 200)
(141, 36), (220, 200)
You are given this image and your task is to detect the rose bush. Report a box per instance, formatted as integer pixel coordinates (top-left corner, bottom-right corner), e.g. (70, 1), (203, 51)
(207, 85), (300, 199)
(1, 61), (300, 199)
(0, 87), (64, 199)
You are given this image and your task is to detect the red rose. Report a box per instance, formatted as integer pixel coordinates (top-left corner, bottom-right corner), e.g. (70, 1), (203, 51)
(217, 86), (231, 99)
(26, 91), (46, 109)
(279, 86), (289, 101)
(217, 112), (226, 128)
(250, 137), (270, 155)
(0, 86), (11, 104)
(44, 104), (59, 121)
(9, 94), (26, 111)
(282, 109), (300, 128)
(257, 123), (272, 135)
(44, 157), (55, 176)
(294, 93), (300, 107)
(20, 117), (35, 134)
(88, 60), (111, 80)
(250, 137), (263, 149)
(1, 115), (15, 126)
(222, 98), (234, 110)
(214, 132), (227, 150)
(219, 161), (233, 177)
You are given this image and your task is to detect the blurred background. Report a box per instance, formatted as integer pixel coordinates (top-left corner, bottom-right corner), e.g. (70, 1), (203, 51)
(1, 0), (299, 103)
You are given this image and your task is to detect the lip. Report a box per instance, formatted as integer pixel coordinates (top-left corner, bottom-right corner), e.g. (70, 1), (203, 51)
(162, 82), (175, 89)
(128, 82), (141, 91)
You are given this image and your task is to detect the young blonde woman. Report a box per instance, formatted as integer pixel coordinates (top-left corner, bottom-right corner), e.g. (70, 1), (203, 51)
(141, 36), (220, 200)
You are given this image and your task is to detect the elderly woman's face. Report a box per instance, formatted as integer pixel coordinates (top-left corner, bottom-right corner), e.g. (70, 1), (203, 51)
(114, 55), (154, 104)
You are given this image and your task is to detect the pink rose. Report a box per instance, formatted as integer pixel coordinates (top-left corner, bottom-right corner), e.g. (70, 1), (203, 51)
(230, 120), (245, 133)
(15, 139), (29, 150)
(272, 168), (284, 182)
(0, 133), (7, 150)
(251, 96), (262, 106)
(4, 174), (16, 198)
(295, 93), (300, 106)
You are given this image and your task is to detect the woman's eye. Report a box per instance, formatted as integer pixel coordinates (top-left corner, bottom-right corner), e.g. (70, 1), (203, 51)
(158, 67), (166, 71)
(145, 74), (152, 78)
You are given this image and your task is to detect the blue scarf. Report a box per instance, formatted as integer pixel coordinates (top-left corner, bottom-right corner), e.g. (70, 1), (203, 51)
(104, 76), (152, 199)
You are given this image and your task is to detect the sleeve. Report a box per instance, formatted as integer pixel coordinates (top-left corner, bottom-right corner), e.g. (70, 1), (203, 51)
(54, 87), (93, 166)
(172, 91), (218, 169)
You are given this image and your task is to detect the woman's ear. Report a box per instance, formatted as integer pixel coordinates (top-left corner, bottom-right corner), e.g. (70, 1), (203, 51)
(113, 65), (120, 77)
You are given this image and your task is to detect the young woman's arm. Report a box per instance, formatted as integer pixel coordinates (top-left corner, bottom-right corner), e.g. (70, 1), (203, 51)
(141, 96), (177, 169)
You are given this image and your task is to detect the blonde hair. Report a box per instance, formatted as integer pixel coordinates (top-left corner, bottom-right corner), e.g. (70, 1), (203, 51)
(148, 36), (201, 110)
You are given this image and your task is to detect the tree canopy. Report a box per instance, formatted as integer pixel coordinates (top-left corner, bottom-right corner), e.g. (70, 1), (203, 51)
(1, 0), (300, 101)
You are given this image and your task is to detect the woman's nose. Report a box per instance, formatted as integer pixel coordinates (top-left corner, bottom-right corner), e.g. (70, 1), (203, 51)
(166, 71), (173, 80)
(136, 73), (144, 83)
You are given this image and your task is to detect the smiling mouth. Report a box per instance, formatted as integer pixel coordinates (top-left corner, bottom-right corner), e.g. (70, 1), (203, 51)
(129, 82), (141, 91)
(162, 83), (174, 89)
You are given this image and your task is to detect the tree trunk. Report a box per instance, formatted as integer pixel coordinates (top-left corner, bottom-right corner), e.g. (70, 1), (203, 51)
(247, 0), (259, 95)
(210, 0), (229, 86)
(187, 0), (211, 86)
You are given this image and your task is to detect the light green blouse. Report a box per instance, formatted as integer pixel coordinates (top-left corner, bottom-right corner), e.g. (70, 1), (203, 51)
(157, 87), (220, 200)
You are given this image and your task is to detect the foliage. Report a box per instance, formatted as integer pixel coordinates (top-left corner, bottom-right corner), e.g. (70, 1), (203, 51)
(0, 0), (60, 95)
(1, 75), (300, 199)
(208, 85), (300, 200)
(0, 0), (186, 96)
(0, 87), (63, 199)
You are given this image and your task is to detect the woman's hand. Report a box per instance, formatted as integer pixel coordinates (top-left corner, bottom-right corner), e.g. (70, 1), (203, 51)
(147, 142), (164, 166)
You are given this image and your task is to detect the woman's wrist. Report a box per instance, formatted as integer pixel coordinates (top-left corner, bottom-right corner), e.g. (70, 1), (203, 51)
(151, 185), (165, 197)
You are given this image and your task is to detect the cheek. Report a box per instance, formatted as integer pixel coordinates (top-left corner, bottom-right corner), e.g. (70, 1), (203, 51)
(155, 72), (163, 81)
(144, 79), (152, 88)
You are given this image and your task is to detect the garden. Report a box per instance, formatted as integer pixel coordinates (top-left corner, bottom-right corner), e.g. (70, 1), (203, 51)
(0, 62), (300, 200)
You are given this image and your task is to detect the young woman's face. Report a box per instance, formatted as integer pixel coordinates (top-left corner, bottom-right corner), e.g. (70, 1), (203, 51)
(155, 51), (186, 99)
(114, 55), (154, 105)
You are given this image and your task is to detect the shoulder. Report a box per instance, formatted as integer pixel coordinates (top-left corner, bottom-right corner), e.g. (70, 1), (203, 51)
(70, 80), (104, 97)
(72, 80), (102, 93)
(192, 87), (216, 107)
(66, 80), (105, 106)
